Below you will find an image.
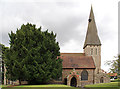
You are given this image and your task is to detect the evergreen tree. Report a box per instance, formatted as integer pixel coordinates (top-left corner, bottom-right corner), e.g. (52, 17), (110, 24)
(5, 23), (62, 84)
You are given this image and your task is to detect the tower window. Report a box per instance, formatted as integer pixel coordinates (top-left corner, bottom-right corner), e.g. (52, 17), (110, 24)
(96, 48), (97, 55)
(91, 48), (93, 55)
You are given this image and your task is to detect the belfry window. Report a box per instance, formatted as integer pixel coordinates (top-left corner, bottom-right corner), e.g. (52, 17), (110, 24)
(96, 48), (97, 55)
(91, 48), (93, 55)
(81, 70), (88, 81)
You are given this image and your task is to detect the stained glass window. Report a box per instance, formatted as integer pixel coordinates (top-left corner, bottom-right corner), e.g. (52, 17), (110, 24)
(81, 70), (88, 80)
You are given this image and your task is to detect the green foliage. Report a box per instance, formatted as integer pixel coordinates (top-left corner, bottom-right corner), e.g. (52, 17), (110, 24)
(5, 23), (62, 84)
(0, 43), (9, 84)
(0, 44), (9, 60)
(105, 56), (119, 73)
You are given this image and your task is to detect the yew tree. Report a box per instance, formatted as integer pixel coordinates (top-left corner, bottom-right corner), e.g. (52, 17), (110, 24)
(5, 23), (62, 84)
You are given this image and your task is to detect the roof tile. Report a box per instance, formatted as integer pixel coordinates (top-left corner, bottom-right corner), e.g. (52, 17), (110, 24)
(60, 56), (95, 69)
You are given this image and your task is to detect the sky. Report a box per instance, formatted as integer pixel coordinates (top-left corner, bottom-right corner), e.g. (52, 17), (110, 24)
(0, 0), (119, 72)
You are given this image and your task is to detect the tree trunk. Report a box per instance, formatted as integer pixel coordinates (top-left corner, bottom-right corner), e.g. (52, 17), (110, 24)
(19, 79), (21, 85)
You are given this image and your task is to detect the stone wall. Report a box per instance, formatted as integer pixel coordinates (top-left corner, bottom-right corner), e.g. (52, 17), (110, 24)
(62, 68), (110, 87)
(84, 45), (101, 74)
(62, 68), (95, 87)
(94, 72), (110, 84)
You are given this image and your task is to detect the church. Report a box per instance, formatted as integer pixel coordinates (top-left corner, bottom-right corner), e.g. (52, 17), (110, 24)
(3, 6), (110, 87)
(60, 6), (110, 87)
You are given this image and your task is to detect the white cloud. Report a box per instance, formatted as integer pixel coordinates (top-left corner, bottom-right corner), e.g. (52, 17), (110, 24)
(0, 0), (118, 72)
(60, 39), (83, 53)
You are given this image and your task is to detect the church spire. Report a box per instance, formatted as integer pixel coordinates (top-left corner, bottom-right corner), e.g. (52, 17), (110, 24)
(83, 6), (101, 49)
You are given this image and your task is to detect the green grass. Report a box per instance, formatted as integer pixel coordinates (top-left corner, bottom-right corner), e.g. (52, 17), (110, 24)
(85, 82), (119, 87)
(85, 82), (120, 89)
(2, 84), (79, 89)
(111, 79), (120, 82)
(14, 84), (70, 87)
(2, 85), (10, 87)
(2, 82), (120, 89)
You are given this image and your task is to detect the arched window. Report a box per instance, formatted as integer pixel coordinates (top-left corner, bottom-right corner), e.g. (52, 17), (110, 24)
(81, 70), (88, 81)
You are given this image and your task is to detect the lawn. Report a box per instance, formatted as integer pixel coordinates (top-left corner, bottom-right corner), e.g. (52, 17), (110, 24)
(2, 84), (79, 89)
(85, 82), (120, 89)
(2, 82), (120, 89)
(14, 84), (71, 87)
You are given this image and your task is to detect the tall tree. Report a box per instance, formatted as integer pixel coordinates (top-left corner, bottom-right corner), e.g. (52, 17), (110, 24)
(5, 23), (62, 85)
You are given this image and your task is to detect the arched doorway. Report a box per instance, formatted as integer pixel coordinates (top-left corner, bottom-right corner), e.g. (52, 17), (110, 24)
(70, 77), (77, 87)
(100, 77), (104, 83)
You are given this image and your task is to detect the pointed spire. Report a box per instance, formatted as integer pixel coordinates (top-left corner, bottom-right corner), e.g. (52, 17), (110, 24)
(83, 6), (101, 49)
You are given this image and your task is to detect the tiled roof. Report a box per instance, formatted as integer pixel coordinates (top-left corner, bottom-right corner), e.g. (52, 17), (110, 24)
(60, 53), (85, 56)
(60, 56), (95, 69)
(108, 73), (117, 76)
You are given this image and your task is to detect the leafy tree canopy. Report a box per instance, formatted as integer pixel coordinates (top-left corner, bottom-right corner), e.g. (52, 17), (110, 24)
(5, 23), (62, 85)
(105, 55), (120, 73)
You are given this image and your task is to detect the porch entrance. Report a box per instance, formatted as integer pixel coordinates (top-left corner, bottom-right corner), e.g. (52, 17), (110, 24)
(70, 77), (77, 87)
(100, 77), (104, 83)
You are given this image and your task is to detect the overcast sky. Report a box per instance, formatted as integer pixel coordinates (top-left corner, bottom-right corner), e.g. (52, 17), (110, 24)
(0, 0), (119, 72)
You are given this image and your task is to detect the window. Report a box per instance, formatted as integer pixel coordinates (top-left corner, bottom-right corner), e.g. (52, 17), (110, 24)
(81, 70), (88, 80)
(91, 48), (93, 55)
(97, 69), (99, 74)
(96, 48), (97, 55)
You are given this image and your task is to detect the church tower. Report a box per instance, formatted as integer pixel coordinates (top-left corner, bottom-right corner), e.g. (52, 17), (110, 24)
(83, 6), (101, 73)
